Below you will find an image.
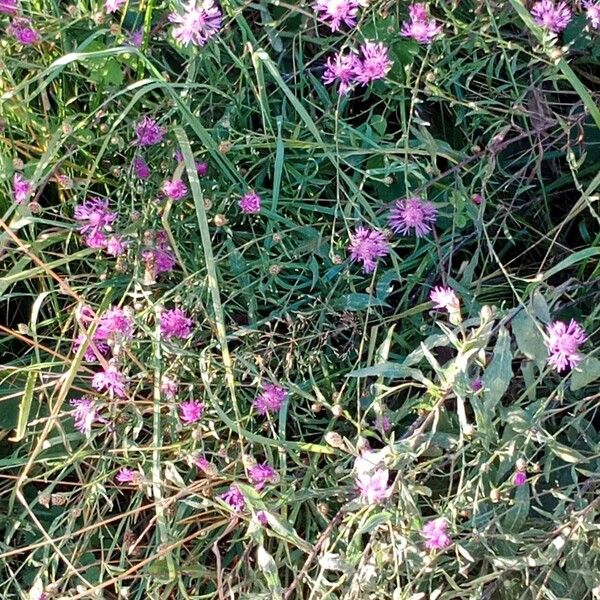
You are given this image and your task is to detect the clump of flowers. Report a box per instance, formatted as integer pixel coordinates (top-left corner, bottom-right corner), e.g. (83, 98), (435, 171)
(354, 42), (393, 86)
(97, 306), (134, 341)
(74, 197), (117, 250)
(323, 50), (360, 96)
(92, 365), (127, 397)
(239, 191), (261, 214)
(179, 399), (204, 424)
(160, 308), (194, 340)
(401, 3), (442, 43)
(253, 383), (288, 415)
(169, 0), (223, 47)
(218, 485), (246, 512)
(421, 517), (451, 550)
(544, 319), (587, 372)
(8, 18), (40, 45)
(12, 173), (32, 204)
(530, 0), (571, 32)
(348, 227), (389, 274)
(70, 397), (108, 435)
(134, 116), (165, 147)
(389, 196), (437, 237)
(356, 469), (392, 504)
(313, 0), (361, 31)
(249, 462), (278, 490)
(162, 178), (188, 201)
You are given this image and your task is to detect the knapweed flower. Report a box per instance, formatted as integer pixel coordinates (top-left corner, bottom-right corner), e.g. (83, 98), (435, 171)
(354, 447), (390, 476)
(354, 42), (392, 86)
(179, 399), (204, 424)
(196, 161), (208, 176)
(323, 50), (360, 95)
(313, 0), (360, 31)
(8, 18), (40, 45)
(401, 3), (442, 43)
(134, 116), (164, 147)
(239, 191), (261, 214)
(256, 511), (269, 525)
(84, 230), (108, 249)
(73, 333), (110, 362)
(421, 517), (451, 550)
(132, 156), (150, 179)
(373, 414), (392, 434)
(162, 178), (188, 201)
(348, 227), (389, 274)
(513, 471), (527, 486)
(389, 196), (437, 237)
(356, 468), (393, 504)
(169, 0), (223, 47)
(160, 308), (194, 340)
(472, 193), (483, 205)
(218, 485), (246, 512)
(195, 455), (216, 475)
(0, 0), (18, 15)
(584, 0), (600, 27)
(161, 376), (178, 399)
(470, 378), (483, 392)
(105, 0), (126, 13)
(116, 467), (139, 484)
(531, 0), (571, 32)
(74, 198), (117, 234)
(127, 28), (144, 46)
(248, 463), (278, 490)
(12, 173), (31, 204)
(253, 383), (288, 415)
(429, 286), (460, 313)
(97, 306), (134, 341)
(545, 319), (587, 372)
(92, 365), (127, 397)
(142, 230), (177, 276)
(106, 235), (128, 257)
(70, 397), (108, 435)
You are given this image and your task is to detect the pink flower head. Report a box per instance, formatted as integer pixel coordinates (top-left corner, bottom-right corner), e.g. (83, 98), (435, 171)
(470, 378), (483, 392)
(373, 414), (392, 434)
(313, 0), (360, 31)
(584, 0), (600, 27)
(429, 286), (460, 313)
(354, 42), (392, 86)
(356, 468), (392, 503)
(116, 467), (138, 484)
(401, 3), (442, 44)
(472, 193), (483, 205)
(248, 462), (278, 490)
(92, 365), (127, 397)
(142, 230), (177, 275)
(134, 116), (164, 147)
(169, 0), (223, 47)
(253, 382), (288, 415)
(195, 455), (214, 474)
(70, 397), (108, 435)
(8, 18), (40, 45)
(160, 308), (194, 340)
(218, 485), (246, 512)
(389, 196), (437, 237)
(256, 510), (269, 525)
(127, 28), (144, 47)
(196, 161), (208, 176)
(84, 230), (108, 249)
(161, 376), (178, 399)
(545, 319), (587, 372)
(323, 50), (360, 95)
(105, 0), (126, 13)
(239, 191), (261, 214)
(133, 156), (150, 179)
(348, 226), (389, 274)
(72, 333), (110, 362)
(106, 235), (128, 257)
(0, 0), (18, 15)
(74, 198), (117, 234)
(531, 0), (571, 32)
(421, 517), (451, 550)
(97, 306), (134, 341)
(179, 399), (204, 424)
(162, 178), (188, 201)
(513, 471), (527, 486)
(12, 173), (32, 204)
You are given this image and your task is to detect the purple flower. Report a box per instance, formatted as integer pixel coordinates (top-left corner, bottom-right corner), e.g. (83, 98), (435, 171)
(179, 399), (204, 424)
(133, 156), (150, 180)
(347, 227), (389, 274)
(239, 191), (261, 214)
(161, 376), (178, 399)
(356, 468), (392, 504)
(472, 193), (483, 205)
(253, 382), (288, 415)
(196, 161), (208, 176)
(248, 462), (278, 490)
(256, 511), (269, 525)
(513, 471), (527, 486)
(105, 0), (126, 12)
(218, 485), (246, 512)
(12, 173), (32, 204)
(127, 28), (144, 47)
(545, 319), (587, 372)
(142, 231), (177, 275)
(70, 397), (108, 435)
(470, 378), (483, 392)
(584, 0), (600, 27)
(162, 178), (188, 201)
(97, 306), (134, 341)
(160, 308), (194, 340)
(531, 0), (571, 32)
(313, 0), (360, 31)
(421, 517), (451, 551)
(401, 3), (442, 44)
(134, 116), (164, 147)
(389, 196), (437, 237)
(354, 42), (392, 86)
(8, 18), (40, 45)
(429, 286), (460, 313)
(74, 198), (117, 234)
(323, 50), (360, 95)
(195, 455), (213, 474)
(73, 333), (110, 362)
(84, 230), (108, 249)
(169, 0), (223, 47)
(106, 235), (128, 256)
(0, 0), (18, 15)
(116, 467), (139, 484)
(373, 414), (392, 434)
(92, 365), (127, 397)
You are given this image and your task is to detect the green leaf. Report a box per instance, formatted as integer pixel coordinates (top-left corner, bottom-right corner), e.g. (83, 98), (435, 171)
(570, 356), (600, 391)
(482, 327), (513, 409)
(338, 293), (389, 311)
(512, 310), (546, 366)
(502, 480), (530, 533)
